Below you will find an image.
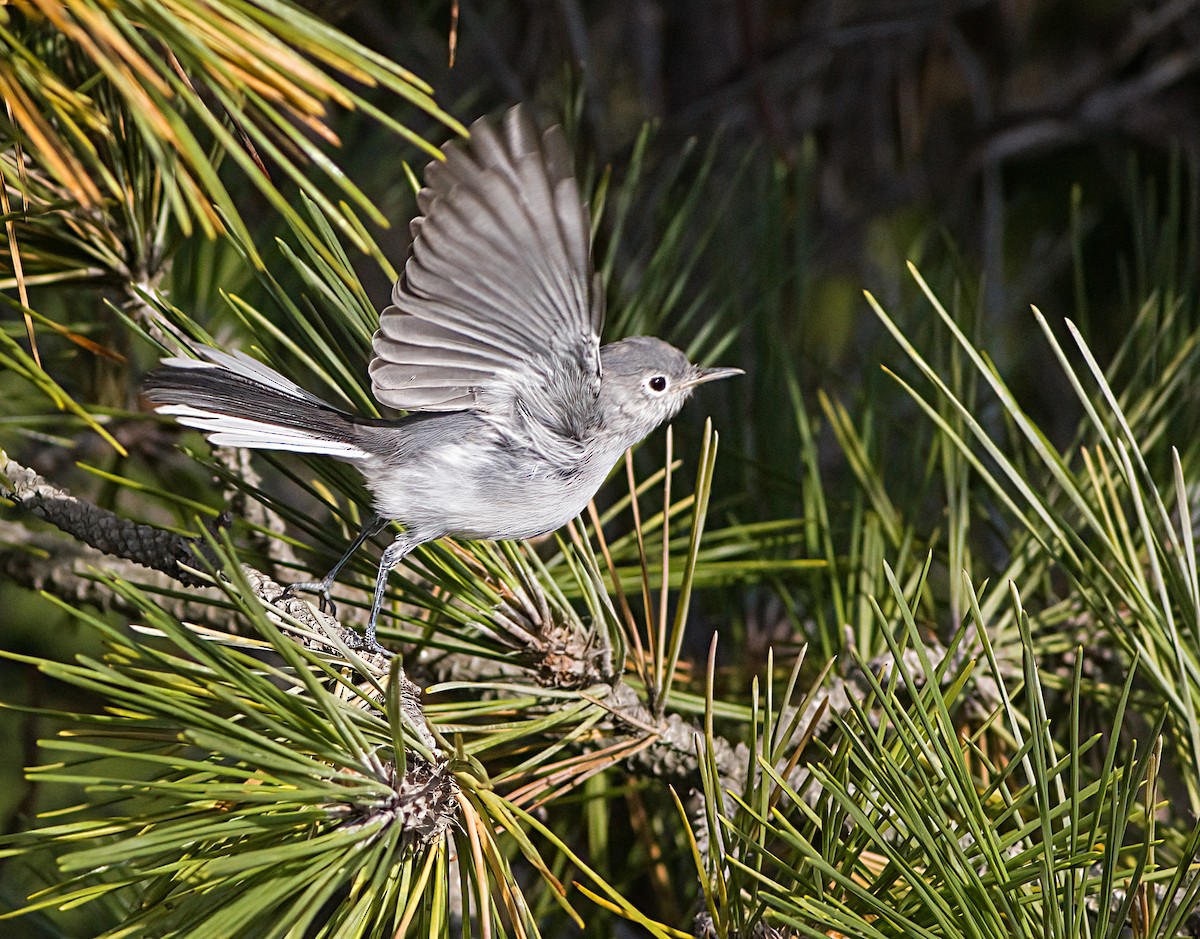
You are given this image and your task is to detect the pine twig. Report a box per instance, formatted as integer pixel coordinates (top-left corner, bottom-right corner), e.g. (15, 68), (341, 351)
(3, 454), (214, 586)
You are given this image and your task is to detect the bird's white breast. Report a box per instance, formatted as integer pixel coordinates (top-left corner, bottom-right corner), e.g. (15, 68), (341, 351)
(364, 436), (616, 542)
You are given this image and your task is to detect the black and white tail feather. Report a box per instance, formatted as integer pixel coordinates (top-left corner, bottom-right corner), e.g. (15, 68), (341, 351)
(145, 348), (371, 461)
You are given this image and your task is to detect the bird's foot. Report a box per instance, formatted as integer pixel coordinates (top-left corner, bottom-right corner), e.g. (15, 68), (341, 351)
(344, 630), (393, 658)
(281, 578), (337, 617)
(281, 580), (393, 657)
(344, 613), (393, 658)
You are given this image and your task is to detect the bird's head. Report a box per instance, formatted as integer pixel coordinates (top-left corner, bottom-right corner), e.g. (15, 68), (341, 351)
(596, 336), (742, 450)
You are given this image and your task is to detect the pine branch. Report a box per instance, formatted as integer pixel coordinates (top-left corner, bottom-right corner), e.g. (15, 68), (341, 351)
(2, 454), (213, 586)
(0, 449), (769, 819)
(0, 452), (1003, 804)
(0, 518), (237, 626)
(1, 454), (399, 660)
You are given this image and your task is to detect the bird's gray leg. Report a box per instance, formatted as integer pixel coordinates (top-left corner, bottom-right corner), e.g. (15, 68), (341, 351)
(355, 535), (416, 655)
(283, 516), (387, 616)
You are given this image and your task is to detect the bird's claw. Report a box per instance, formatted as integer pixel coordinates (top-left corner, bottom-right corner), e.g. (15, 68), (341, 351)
(281, 581), (391, 656)
(281, 579), (338, 618)
(344, 633), (394, 658)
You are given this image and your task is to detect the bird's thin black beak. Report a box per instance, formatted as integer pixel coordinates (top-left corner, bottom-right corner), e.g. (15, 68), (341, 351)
(682, 366), (744, 389)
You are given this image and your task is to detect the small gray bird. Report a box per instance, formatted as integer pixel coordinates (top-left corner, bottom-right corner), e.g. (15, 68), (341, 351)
(145, 105), (741, 654)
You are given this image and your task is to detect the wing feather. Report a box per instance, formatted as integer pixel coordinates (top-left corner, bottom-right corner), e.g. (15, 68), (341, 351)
(369, 105), (603, 440)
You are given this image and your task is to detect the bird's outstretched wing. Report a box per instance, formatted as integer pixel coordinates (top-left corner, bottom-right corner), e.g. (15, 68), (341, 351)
(370, 105), (604, 443)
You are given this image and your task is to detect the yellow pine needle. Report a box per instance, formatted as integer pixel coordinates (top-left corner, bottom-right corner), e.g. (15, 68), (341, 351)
(0, 74), (103, 206)
(0, 131), (37, 364)
(455, 797), (493, 939)
(171, 6), (340, 113)
(584, 499), (645, 672)
(505, 736), (655, 810)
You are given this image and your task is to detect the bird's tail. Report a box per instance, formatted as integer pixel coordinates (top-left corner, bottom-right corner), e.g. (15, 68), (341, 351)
(144, 348), (370, 461)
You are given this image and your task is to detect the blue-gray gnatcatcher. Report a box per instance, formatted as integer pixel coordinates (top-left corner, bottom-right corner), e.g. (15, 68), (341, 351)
(146, 105), (741, 654)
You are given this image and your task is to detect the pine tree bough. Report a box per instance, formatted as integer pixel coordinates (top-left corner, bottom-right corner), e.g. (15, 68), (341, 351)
(0, 454), (373, 654)
(0, 451), (994, 801)
(0, 454), (789, 805)
(0, 453), (1007, 895)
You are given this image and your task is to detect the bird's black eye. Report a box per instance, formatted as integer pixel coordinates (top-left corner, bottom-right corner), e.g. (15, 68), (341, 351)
(648, 375), (668, 393)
